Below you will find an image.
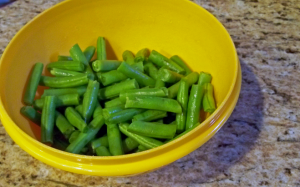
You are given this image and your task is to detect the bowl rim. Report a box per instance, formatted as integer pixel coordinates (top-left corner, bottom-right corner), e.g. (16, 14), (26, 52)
(0, 0), (239, 175)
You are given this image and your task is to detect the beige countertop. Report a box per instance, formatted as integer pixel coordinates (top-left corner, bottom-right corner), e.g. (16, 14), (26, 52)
(0, 0), (300, 186)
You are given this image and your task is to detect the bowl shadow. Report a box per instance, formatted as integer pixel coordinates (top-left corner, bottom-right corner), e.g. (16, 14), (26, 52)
(127, 59), (264, 184)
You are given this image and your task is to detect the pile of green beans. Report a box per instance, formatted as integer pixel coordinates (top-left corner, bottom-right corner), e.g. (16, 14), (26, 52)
(20, 36), (217, 156)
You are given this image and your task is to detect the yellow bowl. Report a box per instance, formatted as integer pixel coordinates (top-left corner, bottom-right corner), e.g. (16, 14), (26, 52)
(0, 0), (241, 176)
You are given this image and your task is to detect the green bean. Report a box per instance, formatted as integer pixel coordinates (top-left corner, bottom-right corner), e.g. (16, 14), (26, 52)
(107, 124), (124, 156)
(135, 48), (149, 63)
(41, 86), (87, 97)
(65, 115), (105, 154)
(119, 123), (164, 149)
(170, 55), (192, 75)
(168, 72), (199, 98)
(89, 114), (105, 128)
(119, 87), (168, 103)
(158, 67), (184, 83)
(95, 146), (112, 156)
(75, 104), (83, 114)
(92, 60), (122, 72)
(97, 70), (127, 86)
(132, 110), (167, 122)
(186, 85), (204, 130)
(41, 96), (56, 144)
(102, 105), (125, 119)
(148, 50), (185, 74)
(39, 74), (89, 88)
(106, 108), (145, 124)
(91, 135), (108, 152)
(46, 61), (85, 72)
(104, 97), (123, 108)
(65, 107), (87, 132)
(69, 130), (80, 143)
(122, 137), (139, 153)
(125, 96), (182, 113)
(23, 63), (44, 105)
(93, 102), (103, 119)
(144, 62), (158, 80)
(198, 72), (212, 86)
(69, 44), (89, 66)
(122, 50), (135, 65)
(133, 61), (144, 73)
(97, 37), (106, 61)
(203, 83), (216, 114)
(98, 79), (139, 100)
(155, 119), (164, 123)
(34, 94), (80, 110)
(117, 62), (155, 87)
(84, 46), (96, 62)
(137, 145), (148, 152)
(82, 80), (100, 122)
(175, 79), (189, 133)
(55, 111), (75, 139)
(57, 55), (72, 61)
(50, 68), (84, 77)
(165, 124), (198, 143)
(20, 106), (41, 125)
(128, 121), (176, 139)
(84, 64), (96, 80)
(53, 138), (69, 150)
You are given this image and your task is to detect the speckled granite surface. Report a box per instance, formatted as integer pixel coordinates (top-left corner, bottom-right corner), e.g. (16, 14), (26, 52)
(0, 0), (300, 186)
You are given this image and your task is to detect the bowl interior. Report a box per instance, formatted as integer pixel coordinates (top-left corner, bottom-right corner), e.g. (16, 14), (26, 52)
(0, 0), (237, 169)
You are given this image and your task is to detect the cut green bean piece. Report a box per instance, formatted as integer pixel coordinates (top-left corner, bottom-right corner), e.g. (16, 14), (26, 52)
(198, 72), (212, 86)
(132, 110), (167, 122)
(55, 111), (75, 139)
(50, 68), (84, 77)
(57, 55), (72, 61)
(170, 55), (192, 75)
(119, 87), (168, 103)
(91, 135), (109, 152)
(186, 85), (204, 130)
(122, 137), (139, 153)
(75, 105), (83, 115)
(93, 102), (103, 119)
(117, 62), (155, 87)
(128, 121), (177, 139)
(102, 105), (125, 119)
(42, 86), (87, 97)
(148, 50), (185, 74)
(20, 106), (41, 125)
(98, 79), (139, 100)
(84, 64), (95, 80)
(84, 46), (96, 62)
(175, 79), (189, 133)
(39, 74), (89, 88)
(65, 116), (105, 154)
(41, 96), (56, 144)
(122, 50), (135, 65)
(65, 107), (87, 132)
(96, 146), (112, 156)
(203, 83), (216, 114)
(104, 97), (123, 108)
(125, 96), (182, 113)
(69, 130), (80, 143)
(97, 70), (127, 86)
(135, 48), (150, 63)
(89, 114), (105, 129)
(106, 108), (145, 124)
(69, 44), (89, 66)
(107, 124), (124, 156)
(158, 67), (184, 83)
(34, 94), (80, 110)
(137, 145), (148, 152)
(165, 124), (198, 143)
(82, 80), (99, 122)
(155, 79), (166, 88)
(97, 37), (106, 61)
(47, 61), (85, 72)
(92, 60), (122, 72)
(119, 123), (164, 149)
(144, 62), (158, 80)
(23, 63), (44, 105)
(168, 72), (199, 98)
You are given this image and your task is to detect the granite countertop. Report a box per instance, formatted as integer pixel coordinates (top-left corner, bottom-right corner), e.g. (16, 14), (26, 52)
(0, 0), (299, 186)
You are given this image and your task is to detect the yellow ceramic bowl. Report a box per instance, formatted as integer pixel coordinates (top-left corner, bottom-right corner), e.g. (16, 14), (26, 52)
(0, 0), (241, 176)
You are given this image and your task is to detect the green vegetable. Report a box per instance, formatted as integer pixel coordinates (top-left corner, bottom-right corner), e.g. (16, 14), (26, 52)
(198, 72), (212, 86)
(132, 110), (167, 122)
(122, 50), (135, 65)
(93, 102), (103, 119)
(203, 83), (216, 113)
(92, 60), (122, 72)
(55, 111), (75, 139)
(158, 67), (184, 83)
(137, 145), (148, 152)
(186, 85), (204, 130)
(119, 87), (168, 103)
(135, 48), (149, 62)
(97, 37), (107, 61)
(125, 96), (182, 113)
(106, 108), (145, 124)
(47, 61), (85, 72)
(83, 46), (96, 62)
(144, 62), (158, 80)
(20, 106), (41, 125)
(34, 94), (80, 110)
(23, 63), (44, 105)
(170, 55), (192, 75)
(69, 130), (80, 143)
(91, 135), (109, 152)
(41, 96), (56, 144)
(175, 79), (189, 133)
(82, 80), (100, 122)
(95, 146), (112, 156)
(50, 68), (84, 77)
(69, 44), (89, 66)
(57, 55), (72, 61)
(102, 105), (125, 119)
(41, 86), (87, 97)
(39, 74), (89, 88)
(128, 121), (177, 139)
(107, 124), (124, 156)
(122, 137), (139, 153)
(104, 97), (123, 108)
(64, 107), (87, 132)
